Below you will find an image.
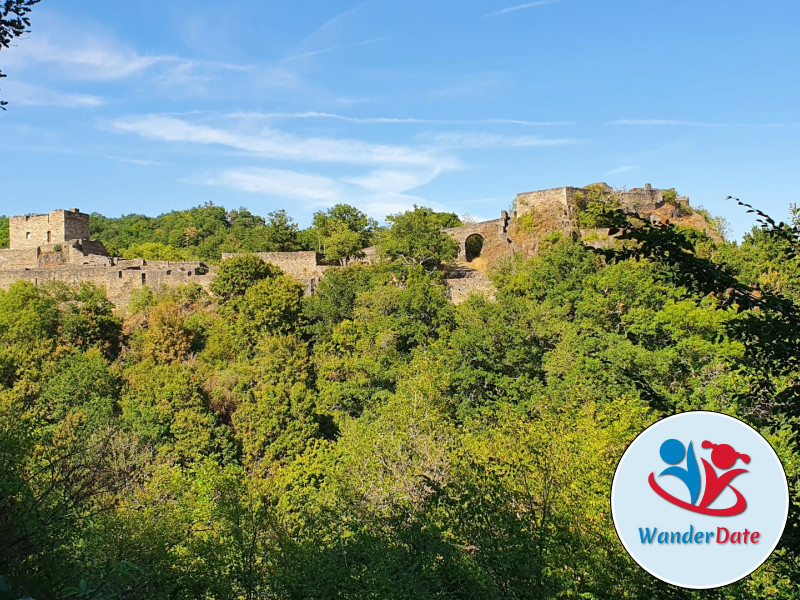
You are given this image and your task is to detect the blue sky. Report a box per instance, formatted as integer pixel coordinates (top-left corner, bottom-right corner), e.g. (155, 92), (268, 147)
(1, 0), (799, 237)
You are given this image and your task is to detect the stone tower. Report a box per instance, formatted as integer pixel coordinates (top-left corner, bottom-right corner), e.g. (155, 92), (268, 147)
(9, 208), (90, 249)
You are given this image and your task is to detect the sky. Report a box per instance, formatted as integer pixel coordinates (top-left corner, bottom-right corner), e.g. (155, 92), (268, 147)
(1, 0), (799, 238)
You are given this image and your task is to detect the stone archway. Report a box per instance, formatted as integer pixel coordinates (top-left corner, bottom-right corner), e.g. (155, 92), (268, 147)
(464, 234), (484, 262)
(443, 210), (513, 262)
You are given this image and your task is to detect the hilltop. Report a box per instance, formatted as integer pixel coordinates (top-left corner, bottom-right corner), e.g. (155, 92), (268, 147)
(0, 183), (724, 307)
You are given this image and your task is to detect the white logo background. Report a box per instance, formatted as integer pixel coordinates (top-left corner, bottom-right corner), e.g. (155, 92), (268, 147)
(611, 411), (789, 589)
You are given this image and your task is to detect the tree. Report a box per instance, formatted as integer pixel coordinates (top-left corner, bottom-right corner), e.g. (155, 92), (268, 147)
(323, 221), (363, 266)
(262, 209), (301, 252)
(310, 204), (377, 263)
(209, 255), (281, 304)
(142, 302), (195, 364)
(0, 215), (9, 248)
(234, 275), (305, 347)
(1, 1), (41, 109)
(377, 206), (460, 270)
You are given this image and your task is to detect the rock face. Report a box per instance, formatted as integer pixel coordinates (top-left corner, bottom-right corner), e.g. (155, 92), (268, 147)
(0, 185), (715, 306)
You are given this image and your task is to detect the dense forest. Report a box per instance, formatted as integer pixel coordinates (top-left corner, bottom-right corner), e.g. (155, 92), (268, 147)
(80, 204), (460, 265)
(1, 201), (799, 599)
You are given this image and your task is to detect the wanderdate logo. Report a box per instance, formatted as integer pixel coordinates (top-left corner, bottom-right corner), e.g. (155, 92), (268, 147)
(648, 438), (750, 516)
(611, 411), (789, 589)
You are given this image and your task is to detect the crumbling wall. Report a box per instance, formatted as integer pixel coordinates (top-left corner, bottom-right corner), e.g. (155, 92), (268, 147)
(0, 248), (39, 269)
(221, 251), (329, 295)
(515, 187), (575, 233)
(444, 269), (495, 304)
(9, 209), (90, 249)
(444, 211), (514, 262)
(0, 261), (215, 307)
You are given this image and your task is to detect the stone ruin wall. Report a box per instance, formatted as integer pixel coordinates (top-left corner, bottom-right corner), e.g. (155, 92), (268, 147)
(0, 258), (214, 306)
(444, 211), (513, 263)
(10, 209), (90, 249)
(515, 187), (573, 230)
(0, 185), (701, 307)
(516, 183), (692, 234)
(221, 251), (329, 295)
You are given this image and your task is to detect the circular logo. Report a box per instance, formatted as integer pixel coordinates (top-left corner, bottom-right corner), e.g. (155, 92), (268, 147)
(611, 411), (789, 589)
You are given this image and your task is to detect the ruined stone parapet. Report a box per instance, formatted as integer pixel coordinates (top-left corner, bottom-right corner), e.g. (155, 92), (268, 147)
(10, 209), (90, 250)
(444, 211), (515, 262)
(515, 187), (576, 233)
(517, 183), (692, 231)
(445, 269), (495, 304)
(0, 260), (215, 307)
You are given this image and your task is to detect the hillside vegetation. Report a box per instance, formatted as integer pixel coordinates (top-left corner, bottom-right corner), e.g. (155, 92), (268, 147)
(0, 203), (799, 599)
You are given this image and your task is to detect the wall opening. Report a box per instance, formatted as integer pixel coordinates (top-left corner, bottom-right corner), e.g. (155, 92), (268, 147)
(26, 232), (31, 239)
(465, 234), (484, 262)
(141, 273), (146, 284)
(47, 231), (51, 243)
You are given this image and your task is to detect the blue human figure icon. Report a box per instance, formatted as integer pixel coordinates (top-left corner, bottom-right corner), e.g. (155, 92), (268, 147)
(658, 439), (701, 505)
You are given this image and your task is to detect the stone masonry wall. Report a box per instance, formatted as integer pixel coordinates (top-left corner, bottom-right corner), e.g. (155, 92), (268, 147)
(0, 248), (39, 269)
(221, 251), (329, 295)
(9, 209), (90, 249)
(444, 211), (513, 262)
(515, 187), (574, 232)
(0, 261), (215, 307)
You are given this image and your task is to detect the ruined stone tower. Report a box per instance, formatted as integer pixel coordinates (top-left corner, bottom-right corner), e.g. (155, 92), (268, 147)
(9, 208), (90, 249)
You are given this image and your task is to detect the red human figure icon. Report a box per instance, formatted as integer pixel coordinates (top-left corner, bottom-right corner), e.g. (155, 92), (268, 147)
(698, 441), (750, 510)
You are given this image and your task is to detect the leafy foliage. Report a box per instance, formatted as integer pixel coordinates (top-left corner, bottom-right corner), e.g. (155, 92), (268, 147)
(310, 204), (377, 265)
(2, 199), (800, 599)
(90, 205), (305, 262)
(377, 206), (460, 270)
(0, 215), (8, 248)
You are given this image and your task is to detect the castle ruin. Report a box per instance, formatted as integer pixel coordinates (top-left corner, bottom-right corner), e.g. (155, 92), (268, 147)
(0, 209), (214, 306)
(0, 184), (704, 306)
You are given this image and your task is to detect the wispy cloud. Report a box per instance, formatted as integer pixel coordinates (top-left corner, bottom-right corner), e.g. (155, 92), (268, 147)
(611, 119), (722, 127)
(106, 156), (163, 167)
(611, 119), (800, 128)
(193, 166), (447, 220)
(485, 0), (562, 18)
(231, 111), (573, 126)
(419, 130), (576, 149)
(303, 3), (370, 42)
(283, 37), (387, 62)
(197, 168), (345, 203)
(110, 114), (458, 168)
(606, 165), (638, 175)
(3, 24), (253, 85)
(2, 81), (104, 108)
(3, 35), (169, 80)
(341, 167), (442, 194)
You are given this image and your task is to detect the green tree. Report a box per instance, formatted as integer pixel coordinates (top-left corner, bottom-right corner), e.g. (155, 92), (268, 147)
(47, 281), (122, 359)
(0, 215), (9, 247)
(142, 301), (196, 364)
(210, 254), (281, 303)
(262, 209), (301, 252)
(377, 206), (460, 270)
(234, 275), (305, 351)
(322, 221), (363, 266)
(311, 204), (377, 259)
(122, 242), (192, 261)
